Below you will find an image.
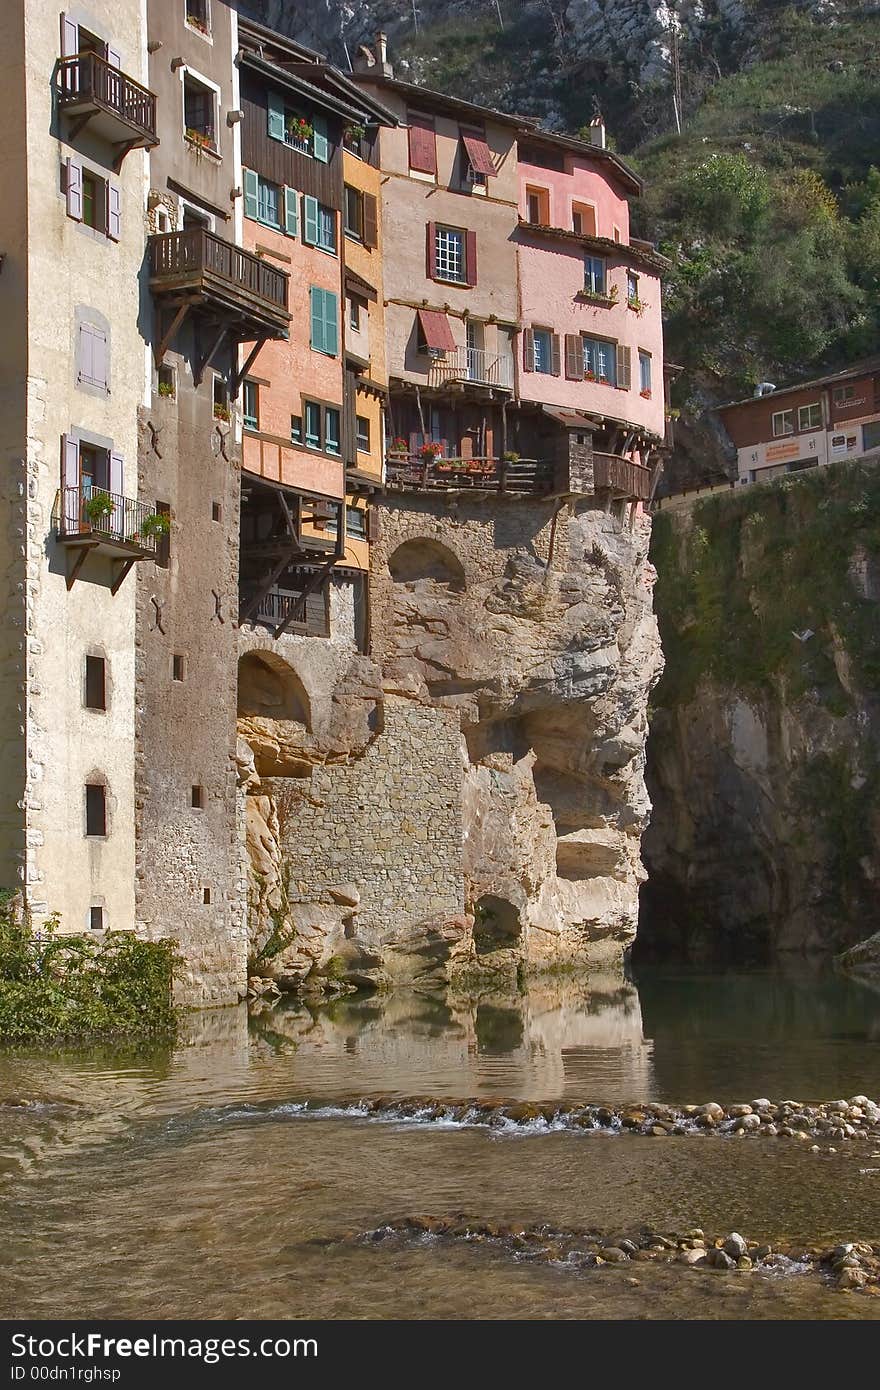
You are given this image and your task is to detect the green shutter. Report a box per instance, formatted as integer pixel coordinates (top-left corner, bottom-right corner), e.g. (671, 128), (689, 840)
(323, 290), (338, 357)
(268, 90), (285, 142)
(244, 168), (259, 221)
(310, 287), (325, 353)
(284, 186), (298, 237)
(312, 114), (329, 163)
(303, 195), (319, 245)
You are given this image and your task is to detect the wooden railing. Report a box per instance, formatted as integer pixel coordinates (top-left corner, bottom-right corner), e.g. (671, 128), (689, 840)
(428, 348), (515, 390)
(53, 487), (160, 555)
(149, 229), (289, 312)
(385, 454), (554, 496)
(252, 586), (328, 636)
(593, 452), (653, 501)
(57, 52), (157, 140)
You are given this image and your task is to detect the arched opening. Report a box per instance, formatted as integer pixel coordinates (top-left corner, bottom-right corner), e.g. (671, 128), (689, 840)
(237, 651), (310, 727)
(388, 537), (466, 591)
(473, 894), (522, 954)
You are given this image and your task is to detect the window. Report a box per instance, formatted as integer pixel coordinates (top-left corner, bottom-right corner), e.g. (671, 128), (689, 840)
(291, 415), (302, 445)
(85, 784), (106, 837)
(77, 322), (108, 391)
(309, 287), (339, 356)
(172, 654), (185, 682)
(302, 196), (336, 252)
(155, 500), (171, 568)
(584, 256), (606, 296)
(304, 402), (321, 450)
(213, 375), (229, 420)
(185, 0), (210, 35)
(324, 408), (341, 455)
(89, 906), (104, 932)
(798, 402), (822, 431)
(84, 655), (106, 711)
(267, 91), (329, 161)
(211, 501), (222, 523)
(639, 350), (652, 395)
(435, 226), (465, 283)
(157, 364), (175, 399)
(627, 271), (640, 306)
(257, 178), (280, 229)
(346, 506), (367, 539)
(772, 410), (794, 437)
(65, 160), (119, 240)
(349, 297), (362, 332)
(191, 785), (204, 809)
(203, 887), (212, 905)
(243, 380), (259, 431)
(243, 171), (297, 236)
(525, 186), (550, 225)
(572, 202), (597, 236)
(77, 443), (109, 492)
(583, 337), (616, 384)
(408, 111), (437, 175)
(184, 75), (215, 146)
(533, 329), (553, 374)
(344, 184), (363, 240)
(833, 384), (855, 406)
(356, 415), (370, 452)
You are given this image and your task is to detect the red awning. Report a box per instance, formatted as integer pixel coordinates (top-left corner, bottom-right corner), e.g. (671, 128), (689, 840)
(462, 132), (496, 177)
(418, 308), (456, 353)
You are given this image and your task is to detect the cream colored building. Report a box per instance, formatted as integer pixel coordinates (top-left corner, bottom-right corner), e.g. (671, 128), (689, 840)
(0, 3), (158, 931)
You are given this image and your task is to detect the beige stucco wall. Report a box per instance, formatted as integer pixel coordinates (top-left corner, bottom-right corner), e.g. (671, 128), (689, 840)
(13, 1), (150, 930)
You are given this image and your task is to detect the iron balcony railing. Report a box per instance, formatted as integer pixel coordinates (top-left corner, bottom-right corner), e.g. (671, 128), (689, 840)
(54, 487), (161, 555)
(592, 452), (653, 501)
(428, 347), (515, 390)
(57, 51), (158, 143)
(385, 454), (554, 496)
(149, 228), (289, 314)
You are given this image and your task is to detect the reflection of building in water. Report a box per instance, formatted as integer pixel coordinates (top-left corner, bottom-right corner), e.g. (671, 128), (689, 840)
(248, 980), (656, 1101)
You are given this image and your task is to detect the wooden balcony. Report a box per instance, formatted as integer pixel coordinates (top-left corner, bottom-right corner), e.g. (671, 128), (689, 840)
(385, 454), (554, 497)
(593, 452), (653, 501)
(53, 486), (162, 591)
(149, 229), (290, 344)
(57, 52), (158, 166)
(428, 348), (515, 392)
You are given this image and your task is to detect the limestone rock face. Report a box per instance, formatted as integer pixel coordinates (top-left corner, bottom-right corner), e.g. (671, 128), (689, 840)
(239, 496), (661, 990)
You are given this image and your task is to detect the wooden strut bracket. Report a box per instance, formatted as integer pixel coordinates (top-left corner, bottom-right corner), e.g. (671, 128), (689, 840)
(273, 502), (345, 640)
(231, 336), (269, 399)
(112, 139), (141, 172)
(193, 322), (229, 388)
(65, 545), (90, 591)
(239, 547), (298, 625)
(153, 301), (191, 369)
(110, 556), (138, 596)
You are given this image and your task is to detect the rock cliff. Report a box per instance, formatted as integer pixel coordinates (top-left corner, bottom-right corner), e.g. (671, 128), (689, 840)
(239, 496), (661, 994)
(642, 465), (880, 960)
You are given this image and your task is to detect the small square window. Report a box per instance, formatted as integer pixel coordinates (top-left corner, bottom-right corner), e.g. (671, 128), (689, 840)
(344, 184), (363, 240)
(798, 402), (822, 432)
(85, 655), (106, 711)
(349, 298), (361, 332)
(211, 501), (222, 523)
(155, 501), (171, 569)
(191, 785), (204, 809)
(434, 225), (465, 283)
(243, 380), (259, 431)
(291, 415), (302, 445)
(157, 364), (176, 399)
(325, 408), (341, 456)
(772, 410), (794, 438)
(203, 887), (212, 904)
(172, 654), (185, 682)
(89, 906), (104, 931)
(213, 375), (230, 421)
(85, 784), (106, 837)
(304, 402), (321, 450)
(185, 0), (211, 36)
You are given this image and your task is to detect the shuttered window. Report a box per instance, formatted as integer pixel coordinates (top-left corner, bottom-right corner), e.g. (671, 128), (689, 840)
(639, 351), (652, 394)
(616, 344), (632, 389)
(310, 287), (339, 356)
(362, 192), (378, 249)
(584, 256), (605, 295)
(77, 323), (109, 391)
(408, 112), (437, 174)
(530, 329), (559, 376)
(583, 337), (616, 385)
(301, 400), (343, 455)
(65, 159), (119, 241)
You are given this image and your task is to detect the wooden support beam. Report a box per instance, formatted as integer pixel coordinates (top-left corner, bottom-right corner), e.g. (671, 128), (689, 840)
(153, 302), (190, 368)
(273, 557), (337, 640)
(112, 138), (141, 172)
(194, 323), (229, 388)
(231, 337), (269, 399)
(110, 556), (138, 596)
(67, 111), (93, 142)
(65, 545), (90, 591)
(277, 490), (300, 544)
(239, 548), (297, 624)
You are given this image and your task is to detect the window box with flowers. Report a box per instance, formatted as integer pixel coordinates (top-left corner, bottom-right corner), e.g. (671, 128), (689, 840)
(185, 127), (216, 155)
(584, 370), (612, 385)
(627, 296), (647, 316)
(419, 442), (444, 462)
(576, 285), (619, 308)
(389, 437), (409, 456)
(344, 122), (366, 152)
(285, 116), (313, 149)
(213, 402), (231, 422)
(640, 388), (652, 400)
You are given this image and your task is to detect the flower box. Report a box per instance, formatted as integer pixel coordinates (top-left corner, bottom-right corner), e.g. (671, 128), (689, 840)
(213, 403), (231, 422)
(640, 388), (652, 399)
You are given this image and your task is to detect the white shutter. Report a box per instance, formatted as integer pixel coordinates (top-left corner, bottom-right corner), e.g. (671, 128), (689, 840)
(107, 185), (121, 241)
(66, 157), (83, 221)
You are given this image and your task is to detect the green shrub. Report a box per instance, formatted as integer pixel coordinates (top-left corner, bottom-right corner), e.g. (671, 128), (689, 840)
(0, 901), (178, 1045)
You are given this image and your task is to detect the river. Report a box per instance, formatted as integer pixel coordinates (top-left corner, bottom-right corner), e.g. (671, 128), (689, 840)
(2, 965), (880, 1320)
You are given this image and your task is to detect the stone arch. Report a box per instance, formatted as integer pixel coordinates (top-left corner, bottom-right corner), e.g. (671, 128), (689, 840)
(237, 650), (311, 728)
(472, 894), (522, 954)
(388, 536), (467, 591)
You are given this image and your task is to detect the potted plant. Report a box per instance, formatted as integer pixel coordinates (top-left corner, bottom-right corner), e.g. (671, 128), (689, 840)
(584, 369), (596, 382)
(83, 492), (114, 531)
(627, 295), (646, 316)
(157, 380), (174, 399)
(213, 402), (231, 422)
(419, 442), (443, 462)
(344, 122), (366, 147)
(640, 388), (652, 400)
(286, 116), (313, 145)
(389, 437), (409, 456)
(140, 511), (171, 541)
(185, 127), (214, 155)
(502, 451), (520, 464)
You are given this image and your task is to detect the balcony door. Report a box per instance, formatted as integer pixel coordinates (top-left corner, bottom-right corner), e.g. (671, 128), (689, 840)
(466, 320), (484, 382)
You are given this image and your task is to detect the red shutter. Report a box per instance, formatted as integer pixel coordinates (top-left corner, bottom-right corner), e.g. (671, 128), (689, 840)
(550, 334), (561, 377)
(426, 221), (437, 279)
(408, 113), (437, 174)
(522, 329), (535, 372)
(464, 229), (477, 287)
(462, 131), (496, 177)
(565, 334), (582, 380)
(363, 192), (378, 249)
(65, 157), (82, 221)
(418, 308), (456, 352)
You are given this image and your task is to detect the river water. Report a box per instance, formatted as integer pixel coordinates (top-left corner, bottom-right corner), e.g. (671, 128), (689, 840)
(2, 965), (880, 1320)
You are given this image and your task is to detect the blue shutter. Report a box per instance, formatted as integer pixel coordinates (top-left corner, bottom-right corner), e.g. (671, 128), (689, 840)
(244, 169), (259, 221)
(267, 90), (285, 142)
(310, 288), (325, 354)
(303, 195), (319, 245)
(323, 291), (338, 357)
(312, 114), (329, 163)
(284, 186), (298, 237)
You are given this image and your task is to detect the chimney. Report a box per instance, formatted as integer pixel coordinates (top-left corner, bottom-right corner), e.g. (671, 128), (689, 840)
(376, 31), (393, 77)
(589, 115), (606, 149)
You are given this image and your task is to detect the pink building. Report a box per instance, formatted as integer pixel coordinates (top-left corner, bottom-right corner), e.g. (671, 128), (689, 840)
(512, 127), (669, 501)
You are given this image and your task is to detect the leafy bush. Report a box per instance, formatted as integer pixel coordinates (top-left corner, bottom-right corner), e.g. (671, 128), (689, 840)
(0, 900), (179, 1044)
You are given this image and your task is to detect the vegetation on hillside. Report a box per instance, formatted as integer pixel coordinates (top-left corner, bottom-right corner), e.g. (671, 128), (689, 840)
(0, 897), (178, 1044)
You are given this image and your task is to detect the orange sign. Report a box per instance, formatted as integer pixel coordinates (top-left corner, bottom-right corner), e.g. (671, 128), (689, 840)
(765, 439), (801, 463)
